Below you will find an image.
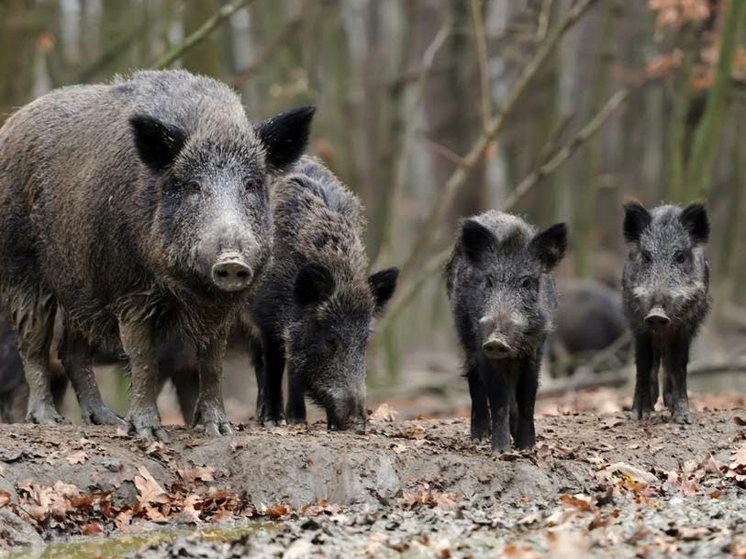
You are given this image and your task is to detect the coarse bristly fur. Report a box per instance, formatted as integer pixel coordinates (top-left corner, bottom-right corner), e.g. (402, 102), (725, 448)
(0, 69), (314, 439)
(249, 156), (399, 430)
(445, 210), (567, 453)
(621, 201), (710, 424)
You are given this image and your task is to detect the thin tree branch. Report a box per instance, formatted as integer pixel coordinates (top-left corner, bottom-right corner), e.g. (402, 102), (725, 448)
(469, 0), (491, 130)
(150, 0), (259, 70)
(505, 87), (629, 209)
(417, 133), (467, 167)
(398, 0), (598, 280)
(226, 0), (314, 87)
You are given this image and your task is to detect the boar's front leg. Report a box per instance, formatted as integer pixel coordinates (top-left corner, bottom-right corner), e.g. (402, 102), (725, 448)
(286, 370), (307, 424)
(467, 364), (490, 441)
(193, 333), (233, 436)
(59, 323), (123, 425)
(15, 293), (64, 424)
(258, 331), (286, 426)
(514, 359), (539, 450)
(632, 332), (655, 421)
(483, 365), (511, 453)
(119, 320), (168, 442)
(664, 335), (691, 424)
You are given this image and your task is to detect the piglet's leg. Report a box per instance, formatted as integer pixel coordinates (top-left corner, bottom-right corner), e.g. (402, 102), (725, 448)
(120, 319), (168, 442)
(193, 333), (233, 436)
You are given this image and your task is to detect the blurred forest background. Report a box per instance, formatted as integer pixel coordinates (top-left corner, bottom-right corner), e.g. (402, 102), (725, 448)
(2, 0), (746, 418)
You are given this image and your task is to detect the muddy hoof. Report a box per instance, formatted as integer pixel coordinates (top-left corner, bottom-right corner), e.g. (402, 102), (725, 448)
(82, 405), (125, 426)
(260, 415), (287, 427)
(194, 400), (233, 436)
(470, 424), (491, 441)
(127, 414), (169, 443)
(671, 409), (692, 424)
(26, 404), (66, 425)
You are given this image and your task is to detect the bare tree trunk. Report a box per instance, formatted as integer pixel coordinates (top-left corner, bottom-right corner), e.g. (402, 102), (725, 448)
(0, 0), (37, 125)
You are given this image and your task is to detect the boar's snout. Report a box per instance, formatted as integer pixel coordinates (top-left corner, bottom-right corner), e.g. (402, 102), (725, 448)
(211, 252), (252, 292)
(482, 336), (514, 359)
(327, 392), (367, 432)
(644, 306), (671, 329)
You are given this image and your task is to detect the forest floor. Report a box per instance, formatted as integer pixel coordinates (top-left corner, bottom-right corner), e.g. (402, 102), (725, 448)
(1, 396), (746, 558)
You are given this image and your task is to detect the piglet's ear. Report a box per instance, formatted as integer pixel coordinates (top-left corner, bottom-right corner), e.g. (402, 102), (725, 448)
(623, 201), (652, 244)
(130, 115), (186, 172)
(680, 203), (709, 245)
(460, 219), (496, 265)
(294, 263), (335, 307)
(530, 223), (567, 272)
(368, 268), (399, 315)
(258, 106), (316, 173)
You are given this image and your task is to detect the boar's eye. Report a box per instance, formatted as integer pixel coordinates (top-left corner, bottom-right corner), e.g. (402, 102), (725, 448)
(673, 250), (688, 265)
(640, 250), (652, 265)
(483, 275), (495, 289)
(324, 334), (341, 354)
(520, 276), (537, 290)
(185, 181), (201, 194)
(245, 179), (262, 192)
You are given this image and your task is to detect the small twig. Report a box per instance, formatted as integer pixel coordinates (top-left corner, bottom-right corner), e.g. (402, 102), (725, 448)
(536, 0), (555, 43)
(150, 0), (259, 70)
(469, 0), (491, 130)
(504, 87), (629, 210)
(398, 0), (598, 280)
(416, 133), (467, 167)
(537, 112), (575, 163)
(226, 0), (314, 87)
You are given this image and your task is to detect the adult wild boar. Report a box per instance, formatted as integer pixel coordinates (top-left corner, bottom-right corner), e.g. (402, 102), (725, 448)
(0, 70), (314, 440)
(622, 202), (710, 423)
(445, 211), (567, 452)
(249, 156), (398, 430)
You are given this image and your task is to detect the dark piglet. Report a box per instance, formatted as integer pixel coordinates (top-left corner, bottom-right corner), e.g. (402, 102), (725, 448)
(249, 156), (398, 430)
(0, 70), (314, 441)
(622, 202), (710, 423)
(445, 211), (567, 452)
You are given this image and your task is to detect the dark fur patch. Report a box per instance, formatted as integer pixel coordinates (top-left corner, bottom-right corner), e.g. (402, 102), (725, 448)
(623, 202), (652, 244)
(679, 203), (709, 245)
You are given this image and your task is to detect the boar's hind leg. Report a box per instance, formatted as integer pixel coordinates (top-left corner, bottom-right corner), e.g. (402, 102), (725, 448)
(514, 360), (539, 450)
(119, 320), (168, 442)
(467, 365), (490, 441)
(193, 334), (233, 436)
(664, 336), (691, 424)
(632, 333), (655, 421)
(14, 292), (64, 424)
(59, 324), (123, 425)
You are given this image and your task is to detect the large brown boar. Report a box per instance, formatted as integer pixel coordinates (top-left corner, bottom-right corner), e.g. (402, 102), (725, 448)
(0, 70), (314, 441)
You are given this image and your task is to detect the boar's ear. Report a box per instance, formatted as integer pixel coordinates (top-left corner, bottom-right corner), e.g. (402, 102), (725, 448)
(530, 223), (567, 272)
(368, 268), (399, 314)
(129, 115), (186, 172)
(460, 220), (496, 264)
(623, 202), (652, 244)
(294, 263), (335, 307)
(680, 203), (709, 245)
(258, 106), (316, 173)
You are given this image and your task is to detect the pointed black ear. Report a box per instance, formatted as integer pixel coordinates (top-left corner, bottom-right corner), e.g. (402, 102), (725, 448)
(258, 106), (316, 173)
(680, 203), (709, 245)
(460, 220), (496, 264)
(530, 223), (567, 272)
(368, 268), (399, 314)
(294, 263), (335, 307)
(129, 114), (186, 172)
(623, 201), (652, 244)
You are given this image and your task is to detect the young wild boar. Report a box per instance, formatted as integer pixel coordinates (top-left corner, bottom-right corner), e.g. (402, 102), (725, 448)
(622, 202), (710, 423)
(0, 70), (314, 441)
(249, 156), (399, 430)
(445, 211), (567, 452)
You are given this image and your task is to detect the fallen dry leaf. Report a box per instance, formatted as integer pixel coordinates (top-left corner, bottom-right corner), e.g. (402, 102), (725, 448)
(179, 467), (215, 484)
(609, 463), (658, 486)
(66, 451), (88, 465)
(370, 403), (398, 423)
(134, 465), (169, 505)
(0, 491), (11, 508)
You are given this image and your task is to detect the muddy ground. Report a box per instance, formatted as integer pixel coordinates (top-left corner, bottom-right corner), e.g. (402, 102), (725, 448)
(1, 402), (746, 558)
